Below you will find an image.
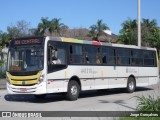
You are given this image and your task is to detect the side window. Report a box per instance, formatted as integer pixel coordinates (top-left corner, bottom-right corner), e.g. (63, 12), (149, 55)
(47, 41), (67, 73)
(83, 45), (102, 64)
(84, 46), (97, 64)
(48, 45), (65, 64)
(102, 47), (108, 64)
(57, 48), (66, 64)
(69, 45), (84, 64)
(143, 50), (155, 66)
(96, 47), (101, 64)
(108, 47), (116, 65)
(117, 48), (130, 65)
(131, 49), (143, 66)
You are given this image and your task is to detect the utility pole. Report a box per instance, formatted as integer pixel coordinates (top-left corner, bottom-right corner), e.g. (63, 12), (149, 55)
(138, 0), (141, 47)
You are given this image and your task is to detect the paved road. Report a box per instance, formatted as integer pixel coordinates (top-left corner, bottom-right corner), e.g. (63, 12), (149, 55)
(0, 83), (160, 120)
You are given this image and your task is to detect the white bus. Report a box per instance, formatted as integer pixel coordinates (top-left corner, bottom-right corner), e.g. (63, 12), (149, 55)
(6, 36), (159, 100)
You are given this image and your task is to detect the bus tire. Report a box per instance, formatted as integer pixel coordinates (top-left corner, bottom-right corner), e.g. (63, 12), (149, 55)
(66, 81), (80, 101)
(34, 94), (46, 99)
(126, 77), (136, 93)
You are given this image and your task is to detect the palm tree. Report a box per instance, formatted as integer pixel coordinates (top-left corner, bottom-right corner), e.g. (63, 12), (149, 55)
(118, 18), (137, 45)
(119, 18), (160, 49)
(37, 18), (68, 36)
(142, 19), (157, 30)
(141, 19), (160, 47)
(89, 19), (109, 41)
(96, 19), (109, 37)
(89, 25), (97, 39)
(37, 17), (50, 35)
(50, 18), (68, 36)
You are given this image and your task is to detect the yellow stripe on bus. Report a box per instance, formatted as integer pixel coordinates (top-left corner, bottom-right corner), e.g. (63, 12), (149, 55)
(10, 79), (38, 85)
(7, 71), (42, 85)
(7, 72), (41, 80)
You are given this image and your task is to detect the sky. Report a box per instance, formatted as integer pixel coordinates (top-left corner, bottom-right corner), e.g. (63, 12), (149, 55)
(0, 0), (160, 35)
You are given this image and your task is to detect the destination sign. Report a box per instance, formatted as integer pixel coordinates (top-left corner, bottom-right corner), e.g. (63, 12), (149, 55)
(10, 37), (44, 47)
(14, 39), (40, 45)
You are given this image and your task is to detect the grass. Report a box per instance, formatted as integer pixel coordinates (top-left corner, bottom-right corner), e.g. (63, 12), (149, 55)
(119, 95), (160, 120)
(136, 95), (160, 111)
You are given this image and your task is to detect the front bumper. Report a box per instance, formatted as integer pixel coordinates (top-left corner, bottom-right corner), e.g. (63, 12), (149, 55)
(7, 82), (46, 95)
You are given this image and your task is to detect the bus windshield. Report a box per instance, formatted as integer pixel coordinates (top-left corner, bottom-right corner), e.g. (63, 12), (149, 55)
(7, 47), (44, 72)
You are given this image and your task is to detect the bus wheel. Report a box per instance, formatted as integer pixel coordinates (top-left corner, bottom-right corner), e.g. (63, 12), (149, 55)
(34, 94), (46, 99)
(126, 77), (136, 93)
(66, 81), (80, 101)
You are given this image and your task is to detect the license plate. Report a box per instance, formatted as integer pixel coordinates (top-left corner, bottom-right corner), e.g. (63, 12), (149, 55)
(20, 88), (27, 91)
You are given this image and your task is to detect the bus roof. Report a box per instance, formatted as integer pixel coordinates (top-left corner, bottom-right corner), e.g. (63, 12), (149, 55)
(48, 36), (157, 51)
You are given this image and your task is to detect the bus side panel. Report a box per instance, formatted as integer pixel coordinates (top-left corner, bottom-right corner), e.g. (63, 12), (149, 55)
(46, 71), (65, 93)
(148, 67), (159, 85)
(94, 66), (108, 89)
(78, 65), (95, 90)
(46, 65), (95, 93)
(117, 66), (139, 88)
(46, 66), (75, 93)
(137, 67), (159, 86)
(106, 66), (118, 89)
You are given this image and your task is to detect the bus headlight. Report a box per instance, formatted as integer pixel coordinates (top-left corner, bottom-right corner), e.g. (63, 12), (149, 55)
(38, 74), (44, 84)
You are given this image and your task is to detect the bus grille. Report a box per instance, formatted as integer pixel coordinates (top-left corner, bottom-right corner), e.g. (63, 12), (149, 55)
(7, 72), (41, 86)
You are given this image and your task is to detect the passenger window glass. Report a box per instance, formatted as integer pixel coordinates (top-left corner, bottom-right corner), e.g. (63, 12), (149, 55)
(102, 48), (108, 64)
(117, 48), (130, 65)
(96, 47), (101, 64)
(108, 48), (116, 65)
(58, 49), (66, 64)
(47, 41), (67, 73)
(143, 50), (155, 66)
(132, 50), (143, 65)
(84, 46), (97, 64)
(70, 45), (84, 64)
(48, 45), (65, 65)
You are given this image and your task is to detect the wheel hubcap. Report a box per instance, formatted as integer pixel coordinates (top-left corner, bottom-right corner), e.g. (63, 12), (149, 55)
(129, 81), (134, 90)
(71, 85), (77, 95)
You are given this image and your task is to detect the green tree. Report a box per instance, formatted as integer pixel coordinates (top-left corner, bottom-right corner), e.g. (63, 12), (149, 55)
(7, 26), (20, 39)
(141, 19), (160, 47)
(89, 19), (110, 41)
(0, 32), (10, 65)
(97, 19), (109, 36)
(36, 17), (68, 36)
(118, 18), (137, 45)
(37, 17), (50, 35)
(89, 25), (97, 39)
(49, 18), (68, 36)
(118, 18), (160, 50)
(0, 32), (10, 47)
(51, 18), (65, 36)
(7, 20), (31, 38)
